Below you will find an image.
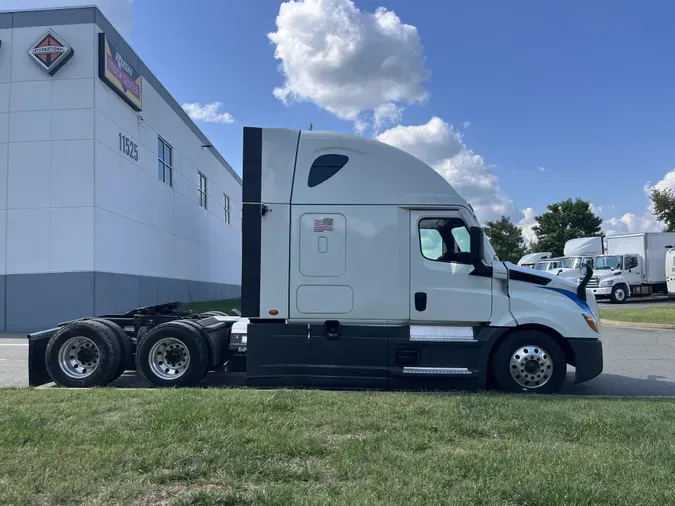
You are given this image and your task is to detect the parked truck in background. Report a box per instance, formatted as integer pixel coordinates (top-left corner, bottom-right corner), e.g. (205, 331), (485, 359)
(518, 252), (554, 268)
(587, 232), (675, 303)
(26, 126), (603, 394)
(666, 247), (675, 297)
(545, 236), (605, 281)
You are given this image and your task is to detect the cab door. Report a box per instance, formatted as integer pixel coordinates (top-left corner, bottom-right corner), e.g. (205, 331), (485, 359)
(623, 255), (642, 284)
(410, 210), (492, 323)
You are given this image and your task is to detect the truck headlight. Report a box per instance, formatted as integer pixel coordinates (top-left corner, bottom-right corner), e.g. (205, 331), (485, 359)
(600, 280), (614, 287)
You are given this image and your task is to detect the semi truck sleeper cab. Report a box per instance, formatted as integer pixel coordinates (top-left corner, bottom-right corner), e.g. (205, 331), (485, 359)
(26, 126), (603, 394)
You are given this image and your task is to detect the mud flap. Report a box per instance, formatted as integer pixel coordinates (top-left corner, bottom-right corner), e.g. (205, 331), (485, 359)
(28, 328), (58, 387)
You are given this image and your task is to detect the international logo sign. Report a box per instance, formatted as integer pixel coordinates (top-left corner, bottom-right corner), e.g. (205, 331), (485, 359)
(27, 29), (74, 76)
(98, 33), (142, 111)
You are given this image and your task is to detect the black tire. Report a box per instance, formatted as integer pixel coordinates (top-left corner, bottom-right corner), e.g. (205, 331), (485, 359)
(198, 311), (228, 317)
(610, 284), (628, 304)
(180, 319), (215, 378)
(89, 319), (134, 379)
(491, 330), (566, 394)
(135, 320), (210, 387)
(45, 320), (123, 388)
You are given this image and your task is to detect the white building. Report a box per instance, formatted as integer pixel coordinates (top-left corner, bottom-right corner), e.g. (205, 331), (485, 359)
(0, 6), (242, 331)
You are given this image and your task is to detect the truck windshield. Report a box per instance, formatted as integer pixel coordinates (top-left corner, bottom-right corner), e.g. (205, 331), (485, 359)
(558, 257), (579, 268)
(595, 255), (622, 270)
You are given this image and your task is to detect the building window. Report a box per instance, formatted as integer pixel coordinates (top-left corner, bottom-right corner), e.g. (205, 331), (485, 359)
(157, 137), (173, 187)
(224, 193), (231, 224)
(198, 171), (207, 209)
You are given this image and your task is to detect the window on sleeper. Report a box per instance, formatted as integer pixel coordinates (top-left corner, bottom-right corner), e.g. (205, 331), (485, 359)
(307, 154), (349, 187)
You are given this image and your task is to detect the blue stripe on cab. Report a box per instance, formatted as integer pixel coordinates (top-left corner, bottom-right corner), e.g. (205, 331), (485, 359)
(539, 286), (591, 314)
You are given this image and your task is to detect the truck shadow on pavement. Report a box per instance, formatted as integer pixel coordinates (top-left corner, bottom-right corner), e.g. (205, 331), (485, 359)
(561, 372), (675, 397)
(103, 370), (675, 397)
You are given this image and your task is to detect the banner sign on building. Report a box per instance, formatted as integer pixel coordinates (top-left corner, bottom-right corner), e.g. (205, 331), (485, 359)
(28, 29), (74, 76)
(98, 33), (142, 111)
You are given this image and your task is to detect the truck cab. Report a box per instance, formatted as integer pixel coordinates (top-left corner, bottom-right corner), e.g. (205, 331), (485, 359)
(518, 252), (553, 268)
(241, 127), (603, 393)
(587, 254), (640, 303)
(549, 255), (597, 281)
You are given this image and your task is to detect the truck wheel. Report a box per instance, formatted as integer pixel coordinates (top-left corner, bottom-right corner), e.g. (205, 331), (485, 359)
(198, 311), (228, 317)
(45, 320), (123, 388)
(89, 319), (134, 379)
(135, 321), (210, 387)
(610, 285), (628, 304)
(491, 331), (566, 394)
(180, 320), (215, 378)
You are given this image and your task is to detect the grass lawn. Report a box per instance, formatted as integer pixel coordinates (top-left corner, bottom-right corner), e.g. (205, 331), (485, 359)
(1, 390), (675, 505)
(600, 306), (675, 325)
(181, 298), (241, 315)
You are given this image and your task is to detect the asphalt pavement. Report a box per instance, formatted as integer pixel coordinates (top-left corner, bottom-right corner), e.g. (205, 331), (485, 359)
(598, 295), (675, 310)
(2, 325), (675, 396)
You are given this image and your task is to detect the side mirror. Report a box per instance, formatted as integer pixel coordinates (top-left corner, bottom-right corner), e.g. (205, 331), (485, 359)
(469, 226), (490, 276)
(469, 226), (484, 265)
(577, 263), (594, 302)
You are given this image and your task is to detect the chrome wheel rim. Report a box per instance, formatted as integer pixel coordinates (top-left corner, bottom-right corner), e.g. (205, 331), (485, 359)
(615, 288), (626, 301)
(509, 345), (553, 389)
(58, 336), (100, 379)
(149, 338), (190, 380)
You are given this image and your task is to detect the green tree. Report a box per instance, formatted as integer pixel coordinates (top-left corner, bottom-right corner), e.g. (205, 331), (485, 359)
(649, 187), (674, 232)
(484, 215), (527, 263)
(532, 198), (602, 257)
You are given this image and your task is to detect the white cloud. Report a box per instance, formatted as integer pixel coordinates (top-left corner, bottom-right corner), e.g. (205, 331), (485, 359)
(182, 102), (235, 124)
(518, 207), (537, 244)
(602, 213), (662, 236)
(537, 166), (548, 173)
(268, 0), (430, 133)
(377, 117), (517, 223)
(1, 0), (135, 36)
(373, 102), (404, 132)
(376, 116), (463, 165)
(601, 170), (675, 235)
(462, 121), (471, 129)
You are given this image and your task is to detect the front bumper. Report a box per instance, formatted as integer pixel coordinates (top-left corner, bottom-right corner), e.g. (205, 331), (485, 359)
(590, 287), (612, 296)
(567, 338), (603, 384)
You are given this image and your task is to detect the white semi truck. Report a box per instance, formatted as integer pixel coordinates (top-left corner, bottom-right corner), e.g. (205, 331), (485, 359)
(26, 126), (603, 394)
(518, 252), (553, 268)
(588, 232), (675, 303)
(544, 236), (605, 280)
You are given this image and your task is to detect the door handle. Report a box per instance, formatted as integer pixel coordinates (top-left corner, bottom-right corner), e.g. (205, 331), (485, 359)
(414, 292), (427, 312)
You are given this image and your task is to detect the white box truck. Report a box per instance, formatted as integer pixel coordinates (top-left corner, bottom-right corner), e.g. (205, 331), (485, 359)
(666, 247), (675, 297)
(588, 232), (675, 303)
(26, 126), (603, 394)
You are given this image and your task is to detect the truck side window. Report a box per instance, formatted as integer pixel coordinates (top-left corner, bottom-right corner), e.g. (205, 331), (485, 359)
(307, 154), (349, 188)
(419, 217), (471, 264)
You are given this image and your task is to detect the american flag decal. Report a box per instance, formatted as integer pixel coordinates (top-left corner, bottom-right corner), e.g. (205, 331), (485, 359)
(314, 218), (334, 232)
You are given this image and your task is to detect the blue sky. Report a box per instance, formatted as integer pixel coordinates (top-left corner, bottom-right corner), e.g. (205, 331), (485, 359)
(10, 0), (675, 238)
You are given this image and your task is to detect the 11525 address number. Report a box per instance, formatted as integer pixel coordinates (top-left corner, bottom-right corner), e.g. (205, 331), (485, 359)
(119, 133), (139, 162)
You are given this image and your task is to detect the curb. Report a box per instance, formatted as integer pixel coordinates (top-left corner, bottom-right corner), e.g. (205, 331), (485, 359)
(600, 319), (675, 330)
